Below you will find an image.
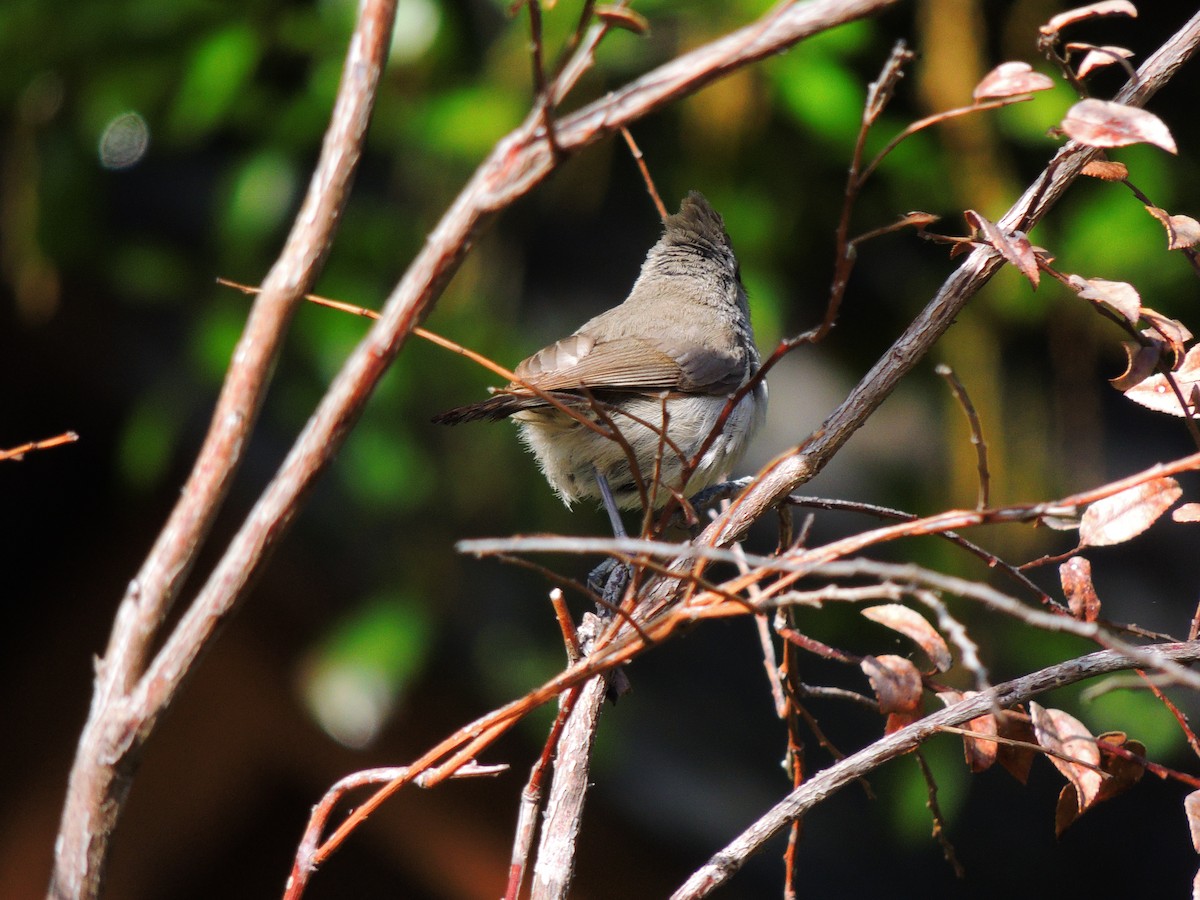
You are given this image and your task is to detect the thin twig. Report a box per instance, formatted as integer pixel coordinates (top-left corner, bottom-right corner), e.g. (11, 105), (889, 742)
(912, 589), (989, 693)
(730, 543), (788, 717)
(505, 685), (583, 900)
(1039, 26), (1090, 99)
(859, 95), (1039, 186)
(1118, 178), (1200, 276)
(524, 0), (562, 158)
(791, 681), (878, 712)
(936, 364), (991, 510)
(785, 493), (1052, 607)
(933, 724), (1102, 774)
(0, 430), (78, 461)
(621, 126), (668, 220)
(220, 277), (657, 456)
(780, 615), (805, 900)
(1137, 670), (1200, 761)
(777, 624), (862, 666)
(460, 448), (1200, 583)
(914, 751), (964, 879)
(550, 588), (582, 662)
(526, 0), (548, 100)
(755, 613), (787, 717)
(553, 0), (598, 78)
(292, 762), (508, 892)
(816, 40), (914, 342)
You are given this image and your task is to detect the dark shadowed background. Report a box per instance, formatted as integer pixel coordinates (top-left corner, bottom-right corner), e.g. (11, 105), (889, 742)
(4, 1), (1200, 897)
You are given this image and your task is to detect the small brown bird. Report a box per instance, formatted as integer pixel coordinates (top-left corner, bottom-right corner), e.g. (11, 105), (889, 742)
(434, 192), (766, 514)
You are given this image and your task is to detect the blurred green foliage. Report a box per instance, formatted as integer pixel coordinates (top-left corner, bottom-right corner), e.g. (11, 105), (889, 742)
(887, 735), (971, 845)
(771, 19), (874, 147)
(300, 592), (433, 747)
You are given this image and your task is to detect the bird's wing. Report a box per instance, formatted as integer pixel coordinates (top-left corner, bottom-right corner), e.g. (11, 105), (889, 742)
(514, 331), (744, 395)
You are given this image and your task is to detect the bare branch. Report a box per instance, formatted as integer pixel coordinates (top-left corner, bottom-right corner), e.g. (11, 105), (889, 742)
(49, 1), (399, 896)
(290, 763), (508, 893)
(936, 364), (991, 510)
(0, 430), (78, 461)
(504, 683), (583, 900)
(530, 623), (610, 899)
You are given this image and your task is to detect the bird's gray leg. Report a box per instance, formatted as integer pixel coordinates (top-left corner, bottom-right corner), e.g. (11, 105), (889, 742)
(588, 468), (632, 609)
(588, 468), (632, 699)
(594, 467), (627, 539)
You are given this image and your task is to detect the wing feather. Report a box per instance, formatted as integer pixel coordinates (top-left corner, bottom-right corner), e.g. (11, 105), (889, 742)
(514, 332), (745, 394)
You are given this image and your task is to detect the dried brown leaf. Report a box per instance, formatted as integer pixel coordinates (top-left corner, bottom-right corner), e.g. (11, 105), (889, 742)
(863, 604), (952, 672)
(1173, 503), (1200, 523)
(1110, 341), (1163, 392)
(1186, 790), (1200, 853)
(948, 240), (972, 259)
(1072, 44), (1135, 78)
(973, 62), (1055, 100)
(1060, 556), (1100, 622)
(1168, 216), (1200, 250)
(997, 710), (1037, 784)
(1121, 344), (1200, 415)
(1031, 703), (1103, 822)
(902, 210), (940, 231)
(884, 710), (920, 735)
(1005, 231), (1039, 286)
(1095, 733), (1145, 803)
(1144, 311), (1195, 345)
(1145, 206), (1200, 250)
(1042, 1), (1138, 35)
(965, 209), (1040, 286)
(1055, 783), (1084, 836)
(1067, 274), (1140, 323)
(1039, 507), (1083, 530)
(861, 654), (923, 714)
(1080, 476), (1181, 547)
(1142, 310), (1193, 363)
(594, 5), (649, 34)
(1061, 99), (1178, 154)
(938, 691), (998, 772)
(1081, 159), (1129, 181)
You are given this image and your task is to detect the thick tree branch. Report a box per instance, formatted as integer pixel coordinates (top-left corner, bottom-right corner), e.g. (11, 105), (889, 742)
(49, 1), (398, 896)
(529, 662), (609, 900)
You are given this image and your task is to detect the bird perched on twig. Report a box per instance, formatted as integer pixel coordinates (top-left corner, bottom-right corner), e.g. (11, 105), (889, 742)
(434, 192), (766, 522)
